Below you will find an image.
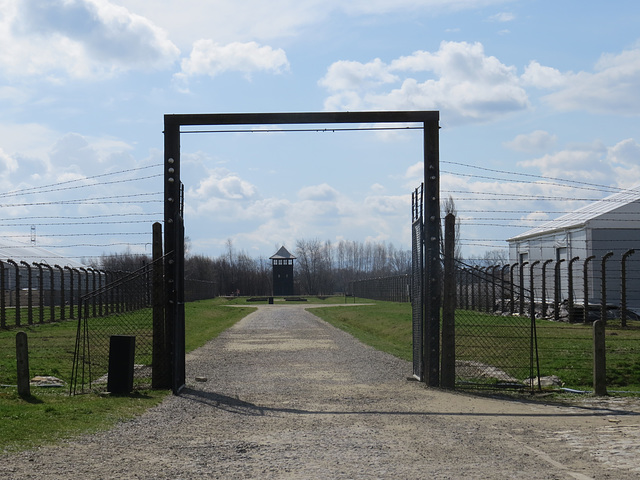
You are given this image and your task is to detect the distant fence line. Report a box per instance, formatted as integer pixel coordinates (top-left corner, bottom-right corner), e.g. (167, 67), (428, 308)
(0, 260), (215, 329)
(348, 251), (639, 323)
(348, 274), (410, 302)
(457, 250), (640, 324)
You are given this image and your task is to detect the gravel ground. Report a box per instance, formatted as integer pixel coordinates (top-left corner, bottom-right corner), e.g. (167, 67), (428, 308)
(2, 304), (640, 479)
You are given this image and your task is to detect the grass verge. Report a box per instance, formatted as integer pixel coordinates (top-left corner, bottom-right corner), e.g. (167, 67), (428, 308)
(0, 298), (254, 453)
(311, 300), (640, 392)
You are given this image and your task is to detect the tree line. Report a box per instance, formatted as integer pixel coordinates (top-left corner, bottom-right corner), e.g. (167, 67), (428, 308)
(89, 239), (412, 297)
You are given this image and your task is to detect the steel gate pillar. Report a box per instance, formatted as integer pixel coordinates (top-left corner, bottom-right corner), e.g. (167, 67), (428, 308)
(164, 118), (186, 394)
(423, 120), (441, 387)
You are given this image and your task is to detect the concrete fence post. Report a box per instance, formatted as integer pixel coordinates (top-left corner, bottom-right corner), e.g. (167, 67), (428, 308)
(601, 252), (614, 325)
(583, 256), (595, 323)
(621, 249), (635, 327)
(16, 331), (30, 397)
(593, 320), (607, 396)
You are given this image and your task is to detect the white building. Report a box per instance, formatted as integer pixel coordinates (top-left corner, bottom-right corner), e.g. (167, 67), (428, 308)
(507, 186), (640, 315)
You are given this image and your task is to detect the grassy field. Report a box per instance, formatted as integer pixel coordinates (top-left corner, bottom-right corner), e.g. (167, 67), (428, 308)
(3, 296), (639, 453)
(311, 301), (640, 392)
(0, 298), (255, 453)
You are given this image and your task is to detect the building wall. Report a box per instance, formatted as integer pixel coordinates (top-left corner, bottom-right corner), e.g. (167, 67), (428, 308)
(509, 226), (640, 313)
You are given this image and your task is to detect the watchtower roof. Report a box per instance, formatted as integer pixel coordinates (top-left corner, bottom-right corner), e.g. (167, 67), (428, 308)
(269, 246), (296, 260)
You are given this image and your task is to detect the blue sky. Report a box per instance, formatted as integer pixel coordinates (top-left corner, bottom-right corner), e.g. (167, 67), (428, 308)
(1, 0), (639, 263)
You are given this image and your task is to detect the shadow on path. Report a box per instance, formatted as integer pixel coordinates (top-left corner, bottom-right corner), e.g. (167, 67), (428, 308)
(180, 387), (639, 419)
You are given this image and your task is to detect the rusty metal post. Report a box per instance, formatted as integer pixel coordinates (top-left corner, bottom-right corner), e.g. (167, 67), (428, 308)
(583, 255), (595, 323)
(601, 252), (614, 324)
(621, 249), (635, 327)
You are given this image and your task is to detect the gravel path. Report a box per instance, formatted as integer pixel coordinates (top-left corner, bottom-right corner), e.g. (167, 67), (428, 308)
(2, 304), (640, 479)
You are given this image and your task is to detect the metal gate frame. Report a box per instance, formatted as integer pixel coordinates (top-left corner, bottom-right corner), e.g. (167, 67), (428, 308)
(411, 184), (424, 380)
(164, 111), (440, 393)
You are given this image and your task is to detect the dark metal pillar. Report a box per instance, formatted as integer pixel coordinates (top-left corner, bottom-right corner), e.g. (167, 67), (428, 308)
(423, 117), (440, 387)
(164, 117), (185, 394)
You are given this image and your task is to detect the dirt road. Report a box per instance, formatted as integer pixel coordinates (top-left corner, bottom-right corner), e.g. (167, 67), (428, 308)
(2, 304), (639, 479)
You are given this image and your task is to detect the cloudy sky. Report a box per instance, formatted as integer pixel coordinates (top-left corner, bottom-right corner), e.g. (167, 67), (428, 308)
(1, 0), (639, 262)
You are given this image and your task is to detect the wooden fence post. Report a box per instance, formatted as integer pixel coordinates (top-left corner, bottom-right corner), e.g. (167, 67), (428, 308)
(593, 320), (607, 396)
(16, 331), (30, 397)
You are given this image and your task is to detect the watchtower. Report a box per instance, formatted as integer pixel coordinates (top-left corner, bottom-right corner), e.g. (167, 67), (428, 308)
(270, 246), (295, 296)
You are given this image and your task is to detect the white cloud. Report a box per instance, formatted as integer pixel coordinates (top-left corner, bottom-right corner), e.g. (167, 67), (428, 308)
(177, 40), (289, 82)
(489, 12), (515, 22)
(0, 0), (179, 79)
(518, 146), (609, 182)
(190, 168), (257, 204)
(521, 61), (568, 88)
(321, 41), (529, 125)
(529, 45), (640, 115)
(319, 59), (398, 91)
(117, 0), (512, 47)
(298, 183), (339, 202)
(504, 130), (557, 153)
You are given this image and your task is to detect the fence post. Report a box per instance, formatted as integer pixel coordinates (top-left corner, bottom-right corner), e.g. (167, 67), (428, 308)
(554, 259), (565, 321)
(510, 262), (518, 315)
(601, 252), (614, 325)
(441, 213), (455, 389)
(20, 262), (33, 325)
(593, 320), (607, 396)
(484, 267), (491, 313)
(32, 263), (44, 324)
(40, 264), (55, 322)
(529, 261), (540, 318)
(0, 260), (4, 328)
(16, 331), (30, 397)
(567, 257), (580, 322)
(152, 222), (169, 389)
(621, 249), (635, 327)
(541, 259), (553, 318)
(583, 255), (595, 323)
(7, 260), (20, 327)
(55, 265), (65, 321)
(491, 265), (499, 313)
(65, 267), (74, 319)
(501, 265), (509, 313)
(519, 261), (528, 316)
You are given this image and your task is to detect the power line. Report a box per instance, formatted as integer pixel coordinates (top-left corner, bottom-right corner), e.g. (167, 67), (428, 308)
(181, 126), (423, 134)
(0, 164), (162, 198)
(442, 160), (627, 194)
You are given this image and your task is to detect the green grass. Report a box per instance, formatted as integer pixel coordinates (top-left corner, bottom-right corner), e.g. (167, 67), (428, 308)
(0, 298), (255, 453)
(311, 301), (640, 392)
(311, 299), (412, 361)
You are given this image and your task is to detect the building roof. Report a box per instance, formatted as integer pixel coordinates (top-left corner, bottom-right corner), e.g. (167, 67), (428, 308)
(269, 245), (296, 260)
(508, 185), (640, 242)
(0, 238), (86, 269)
